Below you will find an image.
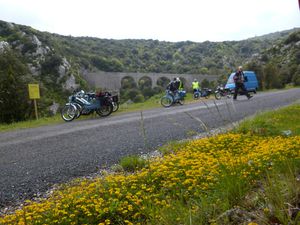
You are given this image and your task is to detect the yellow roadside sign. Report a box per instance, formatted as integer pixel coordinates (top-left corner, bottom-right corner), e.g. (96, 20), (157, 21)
(28, 84), (40, 99)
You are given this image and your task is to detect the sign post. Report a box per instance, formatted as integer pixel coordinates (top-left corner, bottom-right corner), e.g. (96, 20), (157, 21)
(28, 84), (40, 120)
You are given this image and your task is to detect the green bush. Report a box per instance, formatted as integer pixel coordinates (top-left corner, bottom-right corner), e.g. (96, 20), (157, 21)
(133, 94), (145, 103)
(119, 155), (147, 172)
(0, 49), (33, 123)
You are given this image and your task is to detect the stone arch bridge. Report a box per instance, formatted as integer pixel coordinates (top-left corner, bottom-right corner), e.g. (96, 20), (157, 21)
(82, 71), (219, 90)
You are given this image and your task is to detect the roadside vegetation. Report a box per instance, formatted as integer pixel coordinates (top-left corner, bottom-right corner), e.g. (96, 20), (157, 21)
(0, 115), (63, 132)
(1, 104), (299, 225)
(0, 93), (198, 132)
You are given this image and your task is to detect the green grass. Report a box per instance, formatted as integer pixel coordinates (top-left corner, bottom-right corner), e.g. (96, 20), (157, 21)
(235, 103), (300, 136)
(117, 95), (163, 113)
(119, 155), (148, 172)
(0, 115), (64, 132)
(239, 159), (300, 225)
(157, 139), (190, 155)
(116, 92), (197, 113)
(0, 92), (200, 132)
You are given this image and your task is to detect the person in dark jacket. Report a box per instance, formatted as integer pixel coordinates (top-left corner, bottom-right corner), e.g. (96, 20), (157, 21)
(233, 66), (252, 100)
(166, 77), (183, 98)
(167, 78), (177, 91)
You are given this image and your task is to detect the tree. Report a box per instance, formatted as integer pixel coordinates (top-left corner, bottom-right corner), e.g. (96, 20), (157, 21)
(156, 77), (170, 88)
(200, 67), (209, 74)
(263, 63), (283, 89)
(41, 54), (62, 75)
(216, 74), (228, 86)
(0, 49), (30, 123)
(245, 62), (264, 90)
(292, 65), (300, 86)
(284, 31), (300, 45)
(201, 78), (210, 88)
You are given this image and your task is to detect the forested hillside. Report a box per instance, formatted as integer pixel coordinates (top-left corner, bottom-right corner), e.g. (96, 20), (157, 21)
(0, 19), (299, 123)
(245, 30), (300, 89)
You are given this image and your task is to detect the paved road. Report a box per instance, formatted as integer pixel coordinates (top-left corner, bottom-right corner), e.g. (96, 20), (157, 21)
(1, 88), (300, 208)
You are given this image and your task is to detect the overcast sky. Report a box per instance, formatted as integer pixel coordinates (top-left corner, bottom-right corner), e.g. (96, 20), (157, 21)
(0, 0), (299, 42)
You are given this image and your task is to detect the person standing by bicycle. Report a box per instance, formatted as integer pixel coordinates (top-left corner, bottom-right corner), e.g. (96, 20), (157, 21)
(166, 78), (179, 97)
(192, 79), (200, 94)
(233, 66), (252, 100)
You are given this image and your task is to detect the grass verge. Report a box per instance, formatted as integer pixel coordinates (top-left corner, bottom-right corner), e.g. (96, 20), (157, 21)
(234, 103), (300, 136)
(0, 92), (199, 132)
(0, 115), (63, 132)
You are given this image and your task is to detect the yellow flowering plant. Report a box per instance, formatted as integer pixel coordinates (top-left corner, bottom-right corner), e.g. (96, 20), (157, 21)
(1, 133), (299, 225)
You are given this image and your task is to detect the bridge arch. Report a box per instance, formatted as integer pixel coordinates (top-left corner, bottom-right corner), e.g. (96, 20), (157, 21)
(121, 76), (137, 89)
(138, 76), (152, 89)
(156, 76), (171, 88)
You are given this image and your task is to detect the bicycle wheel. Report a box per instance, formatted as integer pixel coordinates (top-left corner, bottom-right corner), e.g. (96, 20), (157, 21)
(73, 103), (82, 118)
(61, 104), (77, 122)
(215, 92), (221, 100)
(193, 92), (200, 99)
(96, 102), (113, 117)
(112, 102), (119, 112)
(161, 96), (173, 107)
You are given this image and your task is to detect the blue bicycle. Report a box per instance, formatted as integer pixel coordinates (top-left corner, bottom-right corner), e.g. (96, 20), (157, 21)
(193, 88), (212, 99)
(161, 90), (186, 107)
(61, 90), (113, 122)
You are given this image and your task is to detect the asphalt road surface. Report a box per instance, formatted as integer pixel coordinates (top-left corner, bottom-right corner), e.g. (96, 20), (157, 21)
(1, 88), (300, 209)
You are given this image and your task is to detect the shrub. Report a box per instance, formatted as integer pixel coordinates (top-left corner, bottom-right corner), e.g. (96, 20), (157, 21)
(0, 49), (32, 123)
(133, 94), (145, 103)
(119, 155), (147, 172)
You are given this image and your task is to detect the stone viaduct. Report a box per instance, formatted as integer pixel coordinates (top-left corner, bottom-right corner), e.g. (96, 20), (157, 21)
(82, 71), (219, 90)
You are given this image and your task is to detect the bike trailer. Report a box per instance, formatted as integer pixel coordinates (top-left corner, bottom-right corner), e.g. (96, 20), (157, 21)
(112, 95), (119, 102)
(178, 90), (186, 97)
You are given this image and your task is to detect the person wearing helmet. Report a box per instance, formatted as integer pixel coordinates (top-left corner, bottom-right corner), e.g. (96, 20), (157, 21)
(166, 77), (182, 98)
(192, 79), (200, 94)
(233, 66), (252, 100)
(175, 77), (184, 91)
(166, 78), (178, 95)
